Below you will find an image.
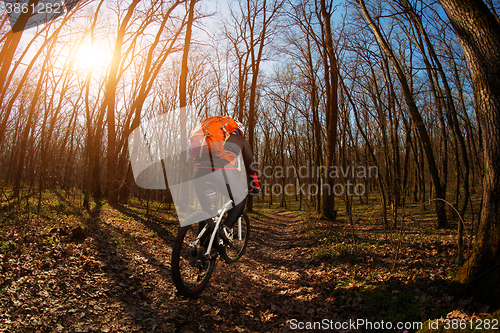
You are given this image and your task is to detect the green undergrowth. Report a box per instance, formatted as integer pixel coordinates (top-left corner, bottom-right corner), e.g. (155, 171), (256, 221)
(0, 187), (179, 254)
(293, 194), (491, 332)
(1, 185), (491, 332)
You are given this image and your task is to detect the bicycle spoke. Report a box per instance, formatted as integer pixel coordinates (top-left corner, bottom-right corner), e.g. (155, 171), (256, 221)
(222, 212), (250, 263)
(171, 212), (217, 297)
(178, 225), (211, 289)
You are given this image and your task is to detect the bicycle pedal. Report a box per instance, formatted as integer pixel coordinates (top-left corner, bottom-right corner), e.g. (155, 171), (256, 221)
(204, 251), (219, 260)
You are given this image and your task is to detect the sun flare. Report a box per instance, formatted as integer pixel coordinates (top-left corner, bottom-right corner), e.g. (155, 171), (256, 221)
(73, 42), (112, 72)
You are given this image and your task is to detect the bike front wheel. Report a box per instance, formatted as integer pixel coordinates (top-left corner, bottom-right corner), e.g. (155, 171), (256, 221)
(171, 211), (217, 297)
(221, 212), (250, 263)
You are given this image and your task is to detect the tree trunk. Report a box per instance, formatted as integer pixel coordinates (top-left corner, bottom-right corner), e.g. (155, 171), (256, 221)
(105, 0), (140, 205)
(179, 0), (196, 113)
(246, 0), (277, 213)
(0, 0), (40, 90)
(116, 0), (183, 203)
(13, 43), (53, 199)
(177, 0), (196, 213)
(320, 0), (339, 220)
(357, 0), (448, 228)
(406, 2), (471, 219)
(438, 0), (500, 295)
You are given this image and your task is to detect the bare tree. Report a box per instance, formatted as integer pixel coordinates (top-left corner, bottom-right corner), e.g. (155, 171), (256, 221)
(239, 0), (283, 212)
(439, 0), (500, 294)
(356, 0), (448, 228)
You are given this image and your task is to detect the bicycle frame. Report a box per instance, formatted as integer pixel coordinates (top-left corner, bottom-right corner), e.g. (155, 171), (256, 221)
(189, 199), (233, 257)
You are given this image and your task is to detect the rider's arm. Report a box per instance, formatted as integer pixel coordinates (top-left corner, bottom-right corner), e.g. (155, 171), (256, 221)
(226, 134), (260, 190)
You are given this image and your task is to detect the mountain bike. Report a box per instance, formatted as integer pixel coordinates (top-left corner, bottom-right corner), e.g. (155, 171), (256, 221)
(171, 190), (250, 297)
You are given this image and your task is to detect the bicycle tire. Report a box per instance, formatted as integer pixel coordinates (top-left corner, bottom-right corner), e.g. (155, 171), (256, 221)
(221, 212), (250, 264)
(171, 211), (217, 297)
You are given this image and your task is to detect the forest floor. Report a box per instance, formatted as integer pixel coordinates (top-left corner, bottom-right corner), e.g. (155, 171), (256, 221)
(0, 191), (499, 332)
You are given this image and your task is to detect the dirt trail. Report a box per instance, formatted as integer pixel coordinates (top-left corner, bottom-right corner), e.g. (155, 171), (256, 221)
(165, 210), (326, 332)
(202, 211), (322, 332)
(1, 209), (330, 333)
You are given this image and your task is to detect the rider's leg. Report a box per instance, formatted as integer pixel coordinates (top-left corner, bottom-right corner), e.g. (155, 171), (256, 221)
(223, 198), (246, 229)
(193, 168), (216, 242)
(193, 168), (213, 213)
(218, 169), (247, 229)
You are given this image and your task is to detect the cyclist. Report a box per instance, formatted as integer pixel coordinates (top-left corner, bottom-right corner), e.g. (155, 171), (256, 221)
(190, 116), (260, 245)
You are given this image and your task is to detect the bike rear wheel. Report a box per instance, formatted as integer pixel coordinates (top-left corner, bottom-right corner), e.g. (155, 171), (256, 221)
(221, 212), (250, 263)
(171, 211), (217, 297)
